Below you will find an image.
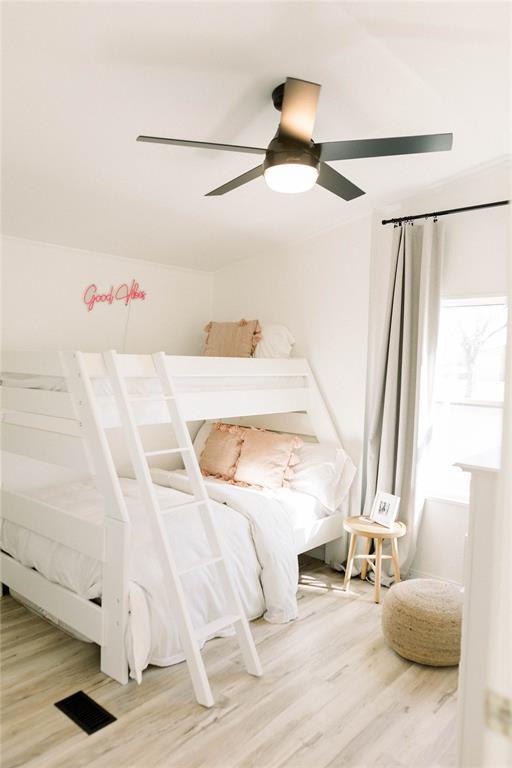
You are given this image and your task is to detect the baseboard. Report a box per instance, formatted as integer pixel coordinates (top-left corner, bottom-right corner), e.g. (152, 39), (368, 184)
(408, 568), (463, 587)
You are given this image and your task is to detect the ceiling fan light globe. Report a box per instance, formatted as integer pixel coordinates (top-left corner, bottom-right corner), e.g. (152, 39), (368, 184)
(264, 163), (319, 194)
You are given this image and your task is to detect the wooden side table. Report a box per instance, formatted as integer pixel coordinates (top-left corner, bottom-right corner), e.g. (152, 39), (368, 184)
(343, 516), (407, 603)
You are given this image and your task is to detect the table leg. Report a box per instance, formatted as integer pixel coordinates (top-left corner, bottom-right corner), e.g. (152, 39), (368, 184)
(360, 536), (372, 581)
(374, 538), (383, 603)
(391, 537), (401, 583)
(343, 533), (358, 590)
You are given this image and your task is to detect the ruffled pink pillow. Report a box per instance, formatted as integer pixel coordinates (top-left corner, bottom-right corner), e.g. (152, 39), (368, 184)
(199, 422), (244, 480)
(203, 319), (262, 357)
(233, 429), (303, 490)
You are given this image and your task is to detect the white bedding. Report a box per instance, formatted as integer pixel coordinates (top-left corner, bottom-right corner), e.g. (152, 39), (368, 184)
(152, 469), (329, 526)
(0, 476), (324, 681)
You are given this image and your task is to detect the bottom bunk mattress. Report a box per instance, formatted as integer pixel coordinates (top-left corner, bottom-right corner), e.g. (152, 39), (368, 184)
(0, 476), (328, 681)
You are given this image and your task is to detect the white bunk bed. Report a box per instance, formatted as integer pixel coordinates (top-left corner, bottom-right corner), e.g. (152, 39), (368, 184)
(0, 350), (347, 705)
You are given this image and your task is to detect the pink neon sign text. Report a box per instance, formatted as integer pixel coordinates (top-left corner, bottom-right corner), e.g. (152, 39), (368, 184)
(83, 280), (146, 312)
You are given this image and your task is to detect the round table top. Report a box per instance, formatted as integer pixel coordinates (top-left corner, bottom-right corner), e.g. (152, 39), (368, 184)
(343, 515), (406, 538)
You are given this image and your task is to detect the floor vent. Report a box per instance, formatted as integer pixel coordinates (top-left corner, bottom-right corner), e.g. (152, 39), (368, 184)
(55, 691), (116, 734)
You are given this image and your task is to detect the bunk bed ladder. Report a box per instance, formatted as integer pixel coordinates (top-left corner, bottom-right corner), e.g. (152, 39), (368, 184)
(104, 350), (262, 707)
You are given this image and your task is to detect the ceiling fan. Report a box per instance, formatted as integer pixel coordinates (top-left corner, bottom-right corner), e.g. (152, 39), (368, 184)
(137, 77), (453, 200)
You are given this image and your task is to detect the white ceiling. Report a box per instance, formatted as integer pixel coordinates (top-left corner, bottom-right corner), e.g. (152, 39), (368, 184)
(2, 1), (510, 270)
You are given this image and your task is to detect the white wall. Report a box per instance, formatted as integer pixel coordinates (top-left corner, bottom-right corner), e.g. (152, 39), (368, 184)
(212, 214), (373, 518)
(366, 157), (511, 582)
(1, 236), (213, 354)
(410, 498), (468, 585)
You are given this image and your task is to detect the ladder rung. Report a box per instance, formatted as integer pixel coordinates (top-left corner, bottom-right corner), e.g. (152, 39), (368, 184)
(128, 395), (176, 402)
(160, 499), (208, 514)
(179, 557), (223, 577)
(196, 614), (240, 640)
(144, 447), (190, 457)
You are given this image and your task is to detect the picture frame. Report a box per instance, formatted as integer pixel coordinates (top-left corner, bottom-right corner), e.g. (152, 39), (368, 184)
(369, 491), (400, 528)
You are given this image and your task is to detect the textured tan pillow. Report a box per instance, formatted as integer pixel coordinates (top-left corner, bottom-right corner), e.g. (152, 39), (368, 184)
(199, 423), (244, 480)
(203, 319), (262, 357)
(234, 429), (303, 490)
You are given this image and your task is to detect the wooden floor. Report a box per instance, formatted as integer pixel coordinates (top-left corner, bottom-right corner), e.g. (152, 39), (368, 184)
(0, 557), (458, 768)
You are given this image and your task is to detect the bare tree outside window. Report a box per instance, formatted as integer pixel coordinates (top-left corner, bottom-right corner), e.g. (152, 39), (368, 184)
(459, 317), (507, 398)
(428, 297), (507, 501)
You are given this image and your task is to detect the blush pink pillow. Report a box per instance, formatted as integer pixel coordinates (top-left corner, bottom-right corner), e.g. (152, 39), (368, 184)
(199, 423), (244, 480)
(234, 429), (303, 490)
(203, 319), (262, 357)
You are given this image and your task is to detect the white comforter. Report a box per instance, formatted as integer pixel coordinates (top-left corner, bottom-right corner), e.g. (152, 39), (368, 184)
(1, 476), (299, 681)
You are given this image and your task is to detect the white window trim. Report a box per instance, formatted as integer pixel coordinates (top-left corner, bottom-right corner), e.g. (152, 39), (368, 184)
(442, 294), (507, 307)
(435, 399), (503, 409)
(425, 495), (469, 508)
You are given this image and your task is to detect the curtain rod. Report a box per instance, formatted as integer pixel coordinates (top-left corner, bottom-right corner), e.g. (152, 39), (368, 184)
(381, 199), (510, 226)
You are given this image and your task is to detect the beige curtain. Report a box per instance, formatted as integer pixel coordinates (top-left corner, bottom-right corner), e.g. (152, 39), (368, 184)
(363, 220), (443, 578)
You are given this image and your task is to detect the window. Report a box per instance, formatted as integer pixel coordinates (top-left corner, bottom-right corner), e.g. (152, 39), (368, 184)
(427, 296), (508, 501)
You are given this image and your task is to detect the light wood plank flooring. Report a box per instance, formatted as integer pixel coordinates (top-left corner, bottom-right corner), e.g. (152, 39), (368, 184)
(0, 557), (458, 768)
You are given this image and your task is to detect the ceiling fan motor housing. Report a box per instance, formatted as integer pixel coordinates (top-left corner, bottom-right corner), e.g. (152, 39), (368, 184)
(263, 136), (320, 173)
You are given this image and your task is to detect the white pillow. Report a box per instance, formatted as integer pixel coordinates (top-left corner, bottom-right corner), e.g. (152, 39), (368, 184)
(192, 420), (214, 460)
(254, 324), (295, 358)
(289, 442), (356, 513)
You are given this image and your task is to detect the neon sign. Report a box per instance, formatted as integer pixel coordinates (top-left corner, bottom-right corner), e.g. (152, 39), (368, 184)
(83, 280), (146, 312)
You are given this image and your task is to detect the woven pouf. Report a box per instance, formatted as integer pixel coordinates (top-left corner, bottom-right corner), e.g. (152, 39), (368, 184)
(382, 578), (462, 666)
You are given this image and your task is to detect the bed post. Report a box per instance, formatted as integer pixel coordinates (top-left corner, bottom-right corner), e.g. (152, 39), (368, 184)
(61, 351), (130, 685)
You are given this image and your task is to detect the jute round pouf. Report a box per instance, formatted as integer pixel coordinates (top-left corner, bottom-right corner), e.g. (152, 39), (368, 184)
(382, 578), (462, 667)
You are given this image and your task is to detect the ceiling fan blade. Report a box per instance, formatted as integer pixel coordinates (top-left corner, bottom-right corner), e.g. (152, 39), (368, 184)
(205, 164), (264, 196)
(318, 133), (453, 162)
(278, 77), (321, 144)
(316, 163), (365, 201)
(137, 136), (266, 155)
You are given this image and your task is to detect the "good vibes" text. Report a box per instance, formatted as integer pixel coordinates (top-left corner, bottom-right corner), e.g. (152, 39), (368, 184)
(83, 280), (146, 312)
